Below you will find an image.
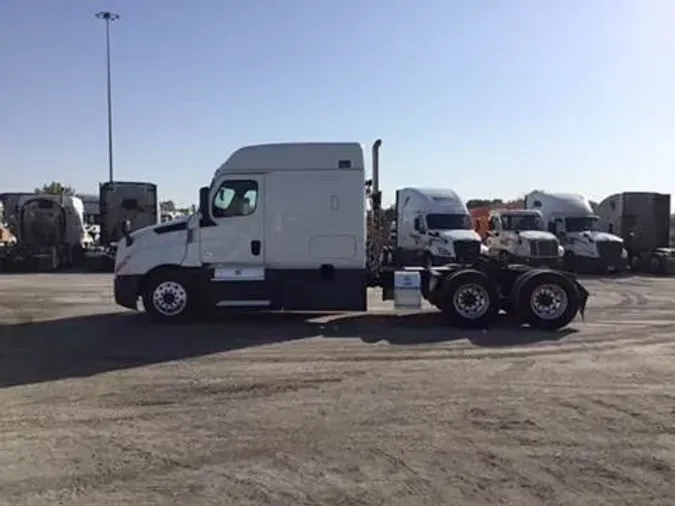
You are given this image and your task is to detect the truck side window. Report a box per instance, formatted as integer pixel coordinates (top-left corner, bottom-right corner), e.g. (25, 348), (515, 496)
(488, 216), (497, 231)
(212, 180), (259, 218)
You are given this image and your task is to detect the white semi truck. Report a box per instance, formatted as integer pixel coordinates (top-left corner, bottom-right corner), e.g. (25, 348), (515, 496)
(524, 191), (627, 273)
(393, 187), (483, 268)
(484, 209), (564, 267)
(113, 140), (589, 330)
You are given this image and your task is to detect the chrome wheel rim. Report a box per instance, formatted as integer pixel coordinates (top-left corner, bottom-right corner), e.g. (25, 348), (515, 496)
(453, 283), (490, 319)
(152, 281), (187, 316)
(530, 283), (568, 320)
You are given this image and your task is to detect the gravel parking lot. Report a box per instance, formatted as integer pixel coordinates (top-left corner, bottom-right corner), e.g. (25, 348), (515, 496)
(0, 273), (674, 505)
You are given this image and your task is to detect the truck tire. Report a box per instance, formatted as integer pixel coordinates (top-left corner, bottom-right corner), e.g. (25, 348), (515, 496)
(436, 269), (499, 329)
(142, 270), (196, 323)
(648, 254), (664, 275)
(512, 270), (580, 330)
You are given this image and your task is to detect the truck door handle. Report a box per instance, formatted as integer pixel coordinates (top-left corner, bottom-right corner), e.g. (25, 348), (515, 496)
(251, 240), (261, 256)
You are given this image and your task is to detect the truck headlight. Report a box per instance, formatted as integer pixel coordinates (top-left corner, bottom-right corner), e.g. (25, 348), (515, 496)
(621, 248), (628, 259)
(558, 245), (565, 257)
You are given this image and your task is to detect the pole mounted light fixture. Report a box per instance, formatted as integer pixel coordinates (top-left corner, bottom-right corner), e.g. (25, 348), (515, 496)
(95, 11), (120, 182)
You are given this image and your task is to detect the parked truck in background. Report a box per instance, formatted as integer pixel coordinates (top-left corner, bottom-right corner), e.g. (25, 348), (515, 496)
(392, 187), (484, 269)
(0, 193), (91, 271)
(483, 208), (564, 268)
(524, 191), (627, 273)
(596, 192), (675, 274)
(97, 181), (159, 269)
(99, 181), (159, 245)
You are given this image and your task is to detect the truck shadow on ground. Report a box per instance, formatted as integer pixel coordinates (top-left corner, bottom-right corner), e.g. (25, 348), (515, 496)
(0, 311), (577, 389)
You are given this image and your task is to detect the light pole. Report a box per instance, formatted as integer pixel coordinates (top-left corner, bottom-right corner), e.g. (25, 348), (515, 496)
(95, 11), (120, 182)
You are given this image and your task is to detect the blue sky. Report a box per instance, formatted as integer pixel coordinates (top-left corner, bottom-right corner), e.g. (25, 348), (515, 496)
(2, 0), (674, 207)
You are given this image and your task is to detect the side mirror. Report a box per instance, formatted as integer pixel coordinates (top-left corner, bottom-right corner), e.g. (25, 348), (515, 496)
(121, 219), (133, 246)
(199, 186), (215, 227)
(198, 186), (209, 214)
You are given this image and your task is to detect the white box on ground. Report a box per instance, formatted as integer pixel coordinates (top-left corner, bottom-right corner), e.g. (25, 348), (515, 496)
(393, 270), (422, 310)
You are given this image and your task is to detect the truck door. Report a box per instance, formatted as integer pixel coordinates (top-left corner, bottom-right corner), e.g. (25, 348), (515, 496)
(200, 174), (268, 307)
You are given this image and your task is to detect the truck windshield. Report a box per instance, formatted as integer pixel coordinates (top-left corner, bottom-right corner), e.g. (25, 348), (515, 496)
(502, 214), (545, 231)
(565, 216), (598, 232)
(426, 213), (472, 230)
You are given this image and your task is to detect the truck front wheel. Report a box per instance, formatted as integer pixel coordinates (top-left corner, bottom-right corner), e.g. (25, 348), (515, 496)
(142, 270), (196, 322)
(437, 270), (499, 329)
(513, 271), (580, 330)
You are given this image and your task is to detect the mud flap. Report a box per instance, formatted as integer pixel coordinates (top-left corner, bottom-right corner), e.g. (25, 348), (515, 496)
(558, 270), (589, 321)
(575, 280), (589, 320)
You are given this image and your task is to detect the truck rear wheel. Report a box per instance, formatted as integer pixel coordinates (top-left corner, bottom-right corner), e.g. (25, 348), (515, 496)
(142, 270), (196, 323)
(648, 254), (664, 274)
(513, 271), (580, 330)
(437, 270), (499, 329)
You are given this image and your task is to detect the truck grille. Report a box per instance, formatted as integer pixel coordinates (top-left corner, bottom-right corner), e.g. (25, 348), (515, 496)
(529, 240), (558, 258)
(454, 240), (480, 264)
(597, 240), (623, 262)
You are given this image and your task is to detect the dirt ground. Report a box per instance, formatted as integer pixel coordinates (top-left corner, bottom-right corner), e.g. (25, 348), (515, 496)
(0, 273), (674, 506)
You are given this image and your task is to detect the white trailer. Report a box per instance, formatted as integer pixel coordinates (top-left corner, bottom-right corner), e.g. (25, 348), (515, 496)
(393, 187), (484, 268)
(524, 191), (627, 273)
(484, 209), (564, 267)
(112, 141), (590, 330)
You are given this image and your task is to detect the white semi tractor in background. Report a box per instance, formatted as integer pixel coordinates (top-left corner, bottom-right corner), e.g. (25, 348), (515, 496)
(112, 140), (589, 330)
(392, 187), (484, 268)
(483, 208), (564, 268)
(524, 191), (627, 273)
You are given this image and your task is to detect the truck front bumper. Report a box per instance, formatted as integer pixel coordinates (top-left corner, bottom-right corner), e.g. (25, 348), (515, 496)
(114, 274), (142, 310)
(574, 256), (627, 274)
